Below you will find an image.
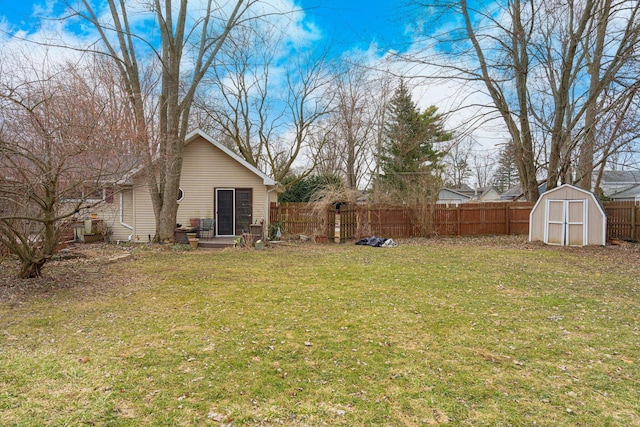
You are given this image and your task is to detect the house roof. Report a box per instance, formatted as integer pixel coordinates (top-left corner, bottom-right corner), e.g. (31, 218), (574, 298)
(500, 182), (547, 201)
(439, 188), (472, 200)
(184, 130), (276, 186)
(441, 185), (498, 199)
(600, 170), (640, 184)
(609, 184), (640, 199)
(500, 186), (523, 199)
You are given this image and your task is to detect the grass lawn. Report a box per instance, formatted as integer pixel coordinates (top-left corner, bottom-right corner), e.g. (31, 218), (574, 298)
(1, 237), (639, 426)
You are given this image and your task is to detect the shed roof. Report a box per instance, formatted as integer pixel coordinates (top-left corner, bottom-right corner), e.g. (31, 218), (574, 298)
(530, 183), (606, 217)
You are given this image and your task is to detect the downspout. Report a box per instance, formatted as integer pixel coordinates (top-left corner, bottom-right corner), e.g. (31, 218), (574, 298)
(266, 183), (284, 237)
(266, 186), (277, 234)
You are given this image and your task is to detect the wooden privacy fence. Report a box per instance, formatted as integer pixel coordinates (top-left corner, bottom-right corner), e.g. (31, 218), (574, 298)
(270, 201), (640, 242)
(270, 202), (534, 240)
(603, 201), (639, 242)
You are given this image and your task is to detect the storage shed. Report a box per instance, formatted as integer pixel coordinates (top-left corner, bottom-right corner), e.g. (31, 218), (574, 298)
(529, 184), (606, 246)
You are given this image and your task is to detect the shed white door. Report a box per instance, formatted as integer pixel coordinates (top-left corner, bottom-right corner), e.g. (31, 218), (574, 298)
(545, 199), (587, 246)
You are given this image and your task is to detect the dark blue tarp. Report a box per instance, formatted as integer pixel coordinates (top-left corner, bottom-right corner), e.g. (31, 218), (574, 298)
(355, 236), (387, 247)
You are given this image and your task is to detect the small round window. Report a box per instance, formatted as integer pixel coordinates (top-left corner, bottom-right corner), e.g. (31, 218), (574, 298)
(177, 188), (184, 202)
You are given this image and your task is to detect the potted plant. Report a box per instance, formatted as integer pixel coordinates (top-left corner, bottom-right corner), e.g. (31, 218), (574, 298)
(314, 234), (328, 244)
(189, 211), (200, 228)
(188, 236), (199, 249)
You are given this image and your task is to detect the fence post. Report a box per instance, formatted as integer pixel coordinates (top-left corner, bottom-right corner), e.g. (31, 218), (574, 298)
(326, 208), (331, 240)
(632, 204), (637, 241)
(506, 203), (510, 235)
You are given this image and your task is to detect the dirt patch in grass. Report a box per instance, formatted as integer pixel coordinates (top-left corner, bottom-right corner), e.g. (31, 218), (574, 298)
(0, 243), (137, 306)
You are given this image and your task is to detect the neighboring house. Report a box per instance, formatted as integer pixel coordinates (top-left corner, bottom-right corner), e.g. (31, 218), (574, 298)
(473, 186), (501, 201)
(608, 185), (640, 202)
(438, 185), (501, 204)
(95, 129), (283, 242)
(596, 170), (640, 201)
(437, 187), (472, 205)
(500, 183), (547, 201)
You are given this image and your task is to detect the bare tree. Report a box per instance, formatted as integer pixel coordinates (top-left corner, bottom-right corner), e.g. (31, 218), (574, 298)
(409, 0), (640, 199)
(196, 21), (334, 183)
(315, 62), (390, 190)
(72, 0), (259, 242)
(592, 85), (640, 188)
(470, 151), (497, 189)
(0, 55), (136, 278)
(492, 143), (520, 193)
(442, 136), (475, 187)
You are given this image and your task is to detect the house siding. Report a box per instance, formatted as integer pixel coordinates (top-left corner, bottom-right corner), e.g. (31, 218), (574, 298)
(133, 180), (157, 242)
(111, 188), (134, 242)
(126, 135), (273, 241)
(122, 189), (134, 226)
(177, 137), (268, 227)
(92, 187), (134, 242)
(479, 189), (501, 201)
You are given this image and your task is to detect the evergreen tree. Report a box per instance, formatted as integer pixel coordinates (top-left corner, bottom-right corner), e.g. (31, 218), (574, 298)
(377, 80), (450, 202)
(279, 174), (342, 203)
(492, 144), (520, 193)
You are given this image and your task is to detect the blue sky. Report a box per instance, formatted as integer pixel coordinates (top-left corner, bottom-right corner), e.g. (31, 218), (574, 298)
(296, 0), (414, 54)
(0, 1), (59, 31)
(0, 0), (415, 56)
(0, 1), (506, 169)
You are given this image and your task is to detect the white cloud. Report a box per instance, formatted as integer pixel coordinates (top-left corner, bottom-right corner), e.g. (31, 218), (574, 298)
(1, 0), (505, 155)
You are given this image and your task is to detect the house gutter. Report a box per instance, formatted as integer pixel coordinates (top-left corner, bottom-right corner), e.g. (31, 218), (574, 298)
(266, 183), (285, 231)
(119, 192), (133, 230)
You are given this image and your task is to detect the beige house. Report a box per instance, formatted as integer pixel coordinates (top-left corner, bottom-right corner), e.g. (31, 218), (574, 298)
(96, 130), (282, 243)
(529, 184), (606, 246)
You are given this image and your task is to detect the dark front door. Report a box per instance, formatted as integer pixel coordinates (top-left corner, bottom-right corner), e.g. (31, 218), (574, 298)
(235, 189), (252, 235)
(216, 189), (234, 236)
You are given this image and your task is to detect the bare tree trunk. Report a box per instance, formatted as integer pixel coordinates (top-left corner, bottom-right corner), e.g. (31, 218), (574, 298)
(461, 0), (540, 200)
(546, 0), (594, 191)
(75, 0), (255, 243)
(410, 0), (640, 201)
(577, 0), (610, 190)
